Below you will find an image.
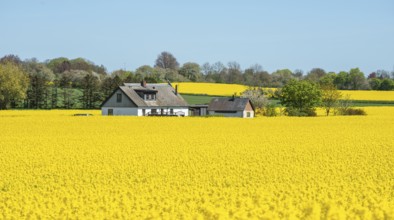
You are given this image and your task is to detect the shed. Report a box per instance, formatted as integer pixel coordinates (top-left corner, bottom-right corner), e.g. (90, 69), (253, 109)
(207, 97), (254, 118)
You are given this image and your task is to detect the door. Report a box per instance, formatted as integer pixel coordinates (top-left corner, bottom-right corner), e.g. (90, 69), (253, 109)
(108, 109), (113, 115)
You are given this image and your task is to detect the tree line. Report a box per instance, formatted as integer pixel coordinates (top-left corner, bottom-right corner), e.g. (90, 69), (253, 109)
(0, 52), (393, 109)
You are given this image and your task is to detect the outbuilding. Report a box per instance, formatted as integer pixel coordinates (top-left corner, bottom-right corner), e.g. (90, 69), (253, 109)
(207, 97), (255, 118)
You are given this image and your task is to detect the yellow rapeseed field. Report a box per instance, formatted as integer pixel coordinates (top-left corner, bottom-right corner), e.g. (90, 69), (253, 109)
(173, 82), (250, 96)
(340, 90), (394, 101)
(0, 108), (393, 219)
(173, 82), (394, 101)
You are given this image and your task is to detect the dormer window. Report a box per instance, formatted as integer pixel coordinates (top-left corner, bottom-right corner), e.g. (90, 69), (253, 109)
(144, 93), (156, 101)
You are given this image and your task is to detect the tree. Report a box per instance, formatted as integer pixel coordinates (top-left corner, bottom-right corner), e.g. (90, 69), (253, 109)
(292, 69), (304, 80)
(379, 78), (394, 90)
(241, 88), (268, 109)
(201, 62), (212, 75)
(280, 79), (321, 116)
(243, 64), (264, 86)
(226, 62), (243, 84)
(348, 68), (366, 90)
(59, 73), (75, 109)
(369, 78), (382, 90)
(0, 54), (22, 66)
(70, 58), (93, 72)
(46, 57), (70, 73)
(210, 62), (226, 83)
(271, 69), (293, 87)
(154, 51), (179, 70)
(0, 62), (29, 109)
(376, 69), (390, 79)
(135, 65), (164, 82)
(163, 68), (185, 82)
(321, 83), (342, 116)
(333, 71), (350, 89)
(81, 73), (101, 109)
(23, 59), (55, 109)
(111, 69), (133, 81)
(306, 68), (326, 83)
(179, 62), (201, 82)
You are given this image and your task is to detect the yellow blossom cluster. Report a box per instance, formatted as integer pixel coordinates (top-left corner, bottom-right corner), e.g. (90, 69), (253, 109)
(0, 108), (393, 219)
(173, 82), (394, 101)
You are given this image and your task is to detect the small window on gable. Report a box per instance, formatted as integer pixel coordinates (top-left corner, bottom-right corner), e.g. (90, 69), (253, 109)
(247, 112), (251, 118)
(116, 93), (122, 103)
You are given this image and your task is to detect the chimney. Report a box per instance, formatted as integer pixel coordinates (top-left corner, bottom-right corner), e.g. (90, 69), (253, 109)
(231, 94), (235, 101)
(175, 85), (178, 95)
(141, 80), (146, 88)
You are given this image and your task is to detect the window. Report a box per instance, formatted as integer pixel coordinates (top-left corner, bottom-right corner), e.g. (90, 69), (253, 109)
(170, 109), (174, 115)
(247, 112), (251, 117)
(145, 93), (156, 100)
(116, 94), (122, 103)
(108, 109), (113, 115)
(151, 109), (157, 114)
(142, 109), (146, 116)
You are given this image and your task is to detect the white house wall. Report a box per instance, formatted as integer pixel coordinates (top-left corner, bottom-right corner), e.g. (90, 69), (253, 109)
(102, 107), (189, 116)
(138, 107), (189, 116)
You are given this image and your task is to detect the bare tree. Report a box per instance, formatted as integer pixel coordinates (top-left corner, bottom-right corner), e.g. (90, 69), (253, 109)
(154, 51), (179, 70)
(321, 83), (342, 116)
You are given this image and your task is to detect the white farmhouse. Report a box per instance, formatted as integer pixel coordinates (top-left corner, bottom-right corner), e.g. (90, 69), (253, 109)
(101, 81), (189, 116)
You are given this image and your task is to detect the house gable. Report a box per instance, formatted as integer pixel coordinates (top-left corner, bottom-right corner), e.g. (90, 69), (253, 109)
(100, 88), (138, 108)
(244, 100), (254, 111)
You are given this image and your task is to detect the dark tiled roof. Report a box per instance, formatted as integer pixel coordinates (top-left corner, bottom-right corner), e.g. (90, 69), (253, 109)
(120, 83), (188, 107)
(208, 97), (251, 111)
(118, 86), (146, 106)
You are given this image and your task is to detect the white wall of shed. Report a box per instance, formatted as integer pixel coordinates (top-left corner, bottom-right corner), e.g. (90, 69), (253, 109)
(243, 110), (254, 118)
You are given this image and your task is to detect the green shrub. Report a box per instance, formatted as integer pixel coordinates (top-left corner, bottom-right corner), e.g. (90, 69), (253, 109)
(285, 107), (317, 117)
(338, 108), (367, 116)
(263, 103), (277, 117)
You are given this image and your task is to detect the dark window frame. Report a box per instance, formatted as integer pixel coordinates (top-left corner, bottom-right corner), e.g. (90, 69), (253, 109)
(116, 93), (122, 103)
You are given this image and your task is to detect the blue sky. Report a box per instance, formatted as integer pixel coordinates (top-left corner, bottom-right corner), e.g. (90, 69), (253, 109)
(1, 0), (393, 74)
